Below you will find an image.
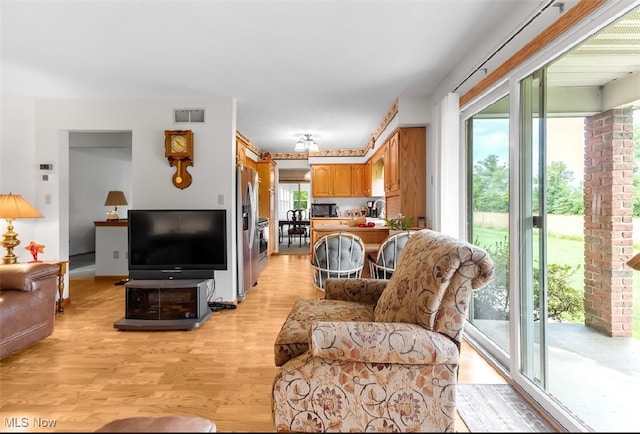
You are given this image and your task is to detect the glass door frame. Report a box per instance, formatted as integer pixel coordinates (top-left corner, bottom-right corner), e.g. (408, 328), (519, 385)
(464, 78), (591, 432)
(519, 69), (549, 389)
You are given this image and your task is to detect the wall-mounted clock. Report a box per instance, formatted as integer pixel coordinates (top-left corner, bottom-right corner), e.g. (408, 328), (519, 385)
(164, 129), (194, 189)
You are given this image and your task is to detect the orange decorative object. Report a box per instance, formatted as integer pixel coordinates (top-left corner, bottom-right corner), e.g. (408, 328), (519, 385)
(25, 241), (45, 263)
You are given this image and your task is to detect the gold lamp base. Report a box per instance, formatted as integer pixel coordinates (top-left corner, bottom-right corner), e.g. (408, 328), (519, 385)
(2, 218), (19, 264)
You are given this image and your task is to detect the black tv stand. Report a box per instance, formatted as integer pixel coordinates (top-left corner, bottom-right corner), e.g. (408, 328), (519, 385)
(114, 279), (212, 331)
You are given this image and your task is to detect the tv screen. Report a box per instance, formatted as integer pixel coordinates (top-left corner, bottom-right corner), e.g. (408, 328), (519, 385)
(128, 209), (227, 280)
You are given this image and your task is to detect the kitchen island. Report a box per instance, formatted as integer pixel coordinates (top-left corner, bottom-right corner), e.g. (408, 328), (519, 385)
(310, 224), (390, 278)
(310, 224), (389, 247)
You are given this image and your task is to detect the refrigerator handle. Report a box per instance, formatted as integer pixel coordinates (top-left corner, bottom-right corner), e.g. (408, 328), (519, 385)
(248, 181), (256, 246)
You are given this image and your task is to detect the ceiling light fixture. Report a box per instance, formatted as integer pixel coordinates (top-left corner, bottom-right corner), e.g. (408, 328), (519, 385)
(294, 134), (318, 152)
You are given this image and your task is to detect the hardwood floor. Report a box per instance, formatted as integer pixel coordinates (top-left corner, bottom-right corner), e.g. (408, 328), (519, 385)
(0, 254), (505, 432)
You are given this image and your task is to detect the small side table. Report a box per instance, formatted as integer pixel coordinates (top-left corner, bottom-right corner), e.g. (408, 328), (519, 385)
(40, 260), (69, 313)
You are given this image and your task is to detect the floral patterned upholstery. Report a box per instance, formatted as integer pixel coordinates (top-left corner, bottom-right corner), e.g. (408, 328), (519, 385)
(272, 229), (494, 432)
(274, 279), (388, 367)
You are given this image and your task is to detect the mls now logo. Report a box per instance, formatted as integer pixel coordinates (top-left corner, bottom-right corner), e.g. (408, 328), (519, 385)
(4, 417), (57, 428)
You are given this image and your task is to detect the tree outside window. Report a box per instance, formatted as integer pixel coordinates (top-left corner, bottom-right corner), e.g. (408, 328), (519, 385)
(293, 190), (308, 210)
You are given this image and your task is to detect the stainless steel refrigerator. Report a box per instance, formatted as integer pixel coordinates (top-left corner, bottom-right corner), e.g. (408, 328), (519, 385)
(237, 165), (259, 300)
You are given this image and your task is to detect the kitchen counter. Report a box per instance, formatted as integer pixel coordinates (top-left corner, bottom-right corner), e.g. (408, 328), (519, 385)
(311, 225), (389, 278)
(312, 224), (387, 232)
(311, 224), (389, 246)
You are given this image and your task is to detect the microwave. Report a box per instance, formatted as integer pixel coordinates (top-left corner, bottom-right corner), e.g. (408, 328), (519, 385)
(311, 203), (338, 217)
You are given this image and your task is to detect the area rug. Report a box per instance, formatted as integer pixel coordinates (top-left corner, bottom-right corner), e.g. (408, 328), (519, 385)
(456, 384), (557, 432)
(278, 239), (311, 255)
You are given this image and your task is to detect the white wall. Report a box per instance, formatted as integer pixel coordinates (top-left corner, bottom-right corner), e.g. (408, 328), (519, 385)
(1, 94), (239, 302)
(0, 92), (40, 258)
(69, 145), (132, 255)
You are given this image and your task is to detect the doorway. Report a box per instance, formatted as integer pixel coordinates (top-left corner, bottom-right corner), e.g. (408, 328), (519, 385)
(68, 131), (132, 275)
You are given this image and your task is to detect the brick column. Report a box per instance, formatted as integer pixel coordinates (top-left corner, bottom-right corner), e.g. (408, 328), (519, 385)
(583, 108), (634, 337)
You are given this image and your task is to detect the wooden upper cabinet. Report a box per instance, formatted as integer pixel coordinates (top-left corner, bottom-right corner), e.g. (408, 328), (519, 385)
(311, 164), (354, 197)
(383, 126), (426, 226)
(257, 159), (277, 255)
(364, 159), (372, 197)
(256, 160), (276, 218)
(350, 164), (367, 197)
(371, 146), (386, 197)
(330, 165), (352, 197)
(385, 131), (400, 195)
(235, 131), (257, 170)
(311, 165), (332, 197)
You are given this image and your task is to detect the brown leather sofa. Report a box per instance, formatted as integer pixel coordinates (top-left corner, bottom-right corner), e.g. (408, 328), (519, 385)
(0, 262), (60, 359)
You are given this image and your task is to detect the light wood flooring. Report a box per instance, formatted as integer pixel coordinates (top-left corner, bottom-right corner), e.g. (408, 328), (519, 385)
(0, 254), (505, 432)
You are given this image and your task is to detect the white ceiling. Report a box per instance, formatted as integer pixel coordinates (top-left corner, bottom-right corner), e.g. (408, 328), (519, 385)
(2, 1), (638, 155)
(547, 6), (640, 88)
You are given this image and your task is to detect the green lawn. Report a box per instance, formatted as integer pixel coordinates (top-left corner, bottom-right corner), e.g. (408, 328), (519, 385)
(472, 226), (640, 338)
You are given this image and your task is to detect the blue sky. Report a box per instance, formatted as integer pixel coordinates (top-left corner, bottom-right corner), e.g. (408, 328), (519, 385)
(472, 110), (640, 185)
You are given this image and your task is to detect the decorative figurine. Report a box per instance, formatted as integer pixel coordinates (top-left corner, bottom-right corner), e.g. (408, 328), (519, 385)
(25, 241), (45, 263)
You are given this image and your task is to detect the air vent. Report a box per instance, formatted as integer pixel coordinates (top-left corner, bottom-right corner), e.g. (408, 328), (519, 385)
(174, 108), (205, 123)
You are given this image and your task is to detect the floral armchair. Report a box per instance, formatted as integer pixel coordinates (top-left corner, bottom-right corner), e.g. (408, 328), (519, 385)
(272, 229), (495, 432)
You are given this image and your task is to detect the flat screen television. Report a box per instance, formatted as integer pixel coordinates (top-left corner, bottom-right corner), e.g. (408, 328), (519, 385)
(128, 209), (227, 280)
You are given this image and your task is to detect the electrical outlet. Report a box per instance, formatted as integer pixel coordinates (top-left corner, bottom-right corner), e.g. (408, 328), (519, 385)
(218, 194), (224, 205)
(113, 251), (119, 259)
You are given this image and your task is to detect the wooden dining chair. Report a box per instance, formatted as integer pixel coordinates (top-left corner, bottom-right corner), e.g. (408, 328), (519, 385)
(287, 209), (307, 247)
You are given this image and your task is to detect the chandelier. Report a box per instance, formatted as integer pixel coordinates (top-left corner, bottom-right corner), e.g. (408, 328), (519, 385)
(294, 134), (319, 152)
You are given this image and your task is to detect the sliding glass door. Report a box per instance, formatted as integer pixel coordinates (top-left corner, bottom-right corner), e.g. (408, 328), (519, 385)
(467, 68), (639, 433)
(519, 70), (548, 388)
(466, 94), (511, 357)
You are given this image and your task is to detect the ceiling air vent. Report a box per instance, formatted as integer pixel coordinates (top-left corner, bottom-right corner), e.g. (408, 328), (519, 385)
(174, 108), (205, 123)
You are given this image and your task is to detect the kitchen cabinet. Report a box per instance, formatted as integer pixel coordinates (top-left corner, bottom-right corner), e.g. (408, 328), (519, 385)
(310, 220), (389, 248)
(351, 164), (368, 197)
(311, 165), (331, 196)
(382, 127), (426, 226)
(311, 217), (350, 227)
(311, 164), (368, 198)
(257, 158), (277, 255)
(311, 164), (352, 197)
(310, 218), (349, 246)
(371, 148), (385, 197)
(235, 131), (257, 170)
(384, 131), (400, 195)
(364, 159), (372, 197)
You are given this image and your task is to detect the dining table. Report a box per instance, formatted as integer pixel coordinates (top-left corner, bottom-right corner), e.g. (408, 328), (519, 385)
(278, 219), (310, 244)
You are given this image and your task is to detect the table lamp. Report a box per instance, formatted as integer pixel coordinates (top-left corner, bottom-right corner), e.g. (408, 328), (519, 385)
(104, 190), (128, 221)
(0, 193), (43, 264)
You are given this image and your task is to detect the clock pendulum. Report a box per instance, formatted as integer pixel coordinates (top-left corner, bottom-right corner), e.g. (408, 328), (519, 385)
(175, 160), (183, 184)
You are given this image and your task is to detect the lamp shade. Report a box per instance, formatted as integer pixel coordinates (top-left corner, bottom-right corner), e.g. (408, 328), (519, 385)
(0, 193), (43, 219)
(294, 134), (319, 152)
(294, 139), (306, 152)
(104, 191), (128, 207)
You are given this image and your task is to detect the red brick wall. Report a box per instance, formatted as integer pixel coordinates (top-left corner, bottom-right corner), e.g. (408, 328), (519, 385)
(583, 108), (634, 337)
